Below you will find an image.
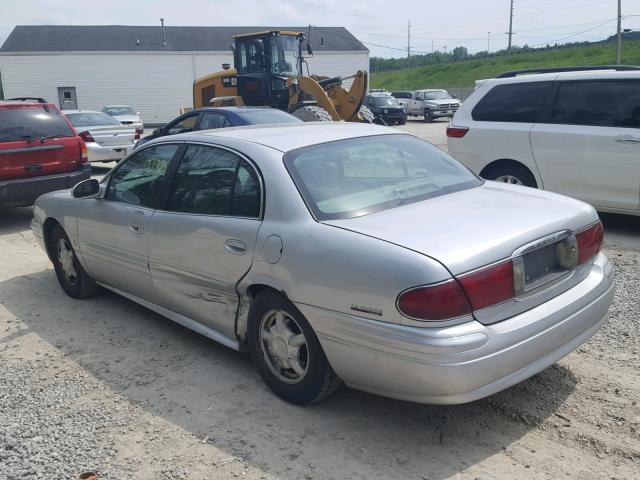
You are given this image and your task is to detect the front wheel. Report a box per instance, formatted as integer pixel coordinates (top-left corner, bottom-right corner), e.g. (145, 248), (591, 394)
(423, 110), (433, 122)
(248, 292), (342, 404)
(49, 225), (101, 299)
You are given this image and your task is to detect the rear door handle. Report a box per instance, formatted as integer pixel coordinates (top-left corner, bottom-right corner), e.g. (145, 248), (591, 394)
(615, 136), (640, 144)
(224, 239), (247, 255)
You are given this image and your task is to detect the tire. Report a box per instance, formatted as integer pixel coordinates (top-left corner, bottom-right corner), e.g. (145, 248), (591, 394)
(484, 163), (537, 188)
(398, 118), (407, 125)
(49, 225), (101, 299)
(358, 105), (375, 123)
(248, 291), (342, 404)
(290, 105), (333, 122)
(423, 109), (433, 122)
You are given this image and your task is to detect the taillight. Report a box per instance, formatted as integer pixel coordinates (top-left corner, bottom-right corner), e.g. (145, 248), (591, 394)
(397, 280), (472, 321)
(457, 260), (515, 311)
(135, 127), (143, 135)
(79, 139), (88, 163)
(79, 131), (95, 143)
(576, 221), (603, 264)
(446, 126), (469, 138)
(134, 132), (141, 140)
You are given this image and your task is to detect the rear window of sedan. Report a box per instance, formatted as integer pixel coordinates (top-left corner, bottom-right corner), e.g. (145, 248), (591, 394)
(66, 112), (121, 127)
(284, 134), (481, 220)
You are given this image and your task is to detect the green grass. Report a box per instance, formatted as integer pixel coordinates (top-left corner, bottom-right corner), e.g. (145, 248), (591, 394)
(370, 40), (640, 90)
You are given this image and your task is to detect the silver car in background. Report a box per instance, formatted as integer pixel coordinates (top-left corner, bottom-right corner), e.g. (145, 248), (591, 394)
(31, 123), (614, 405)
(102, 105), (144, 134)
(64, 110), (136, 163)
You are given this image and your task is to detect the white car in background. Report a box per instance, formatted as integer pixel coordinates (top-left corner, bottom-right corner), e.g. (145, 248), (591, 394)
(102, 105), (144, 134)
(64, 110), (136, 163)
(447, 66), (640, 216)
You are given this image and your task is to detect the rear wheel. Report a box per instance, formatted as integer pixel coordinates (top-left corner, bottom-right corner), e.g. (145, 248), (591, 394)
(484, 163), (537, 188)
(49, 225), (101, 299)
(290, 105), (333, 122)
(248, 291), (342, 404)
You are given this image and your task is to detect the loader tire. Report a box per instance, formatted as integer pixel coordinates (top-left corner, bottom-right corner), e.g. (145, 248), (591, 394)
(358, 106), (375, 123)
(290, 105), (333, 122)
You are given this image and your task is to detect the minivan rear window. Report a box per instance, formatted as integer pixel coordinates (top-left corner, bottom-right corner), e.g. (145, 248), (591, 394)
(472, 82), (552, 123)
(0, 106), (75, 143)
(284, 134), (481, 220)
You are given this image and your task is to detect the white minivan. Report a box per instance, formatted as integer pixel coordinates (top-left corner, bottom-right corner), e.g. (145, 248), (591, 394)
(447, 66), (640, 215)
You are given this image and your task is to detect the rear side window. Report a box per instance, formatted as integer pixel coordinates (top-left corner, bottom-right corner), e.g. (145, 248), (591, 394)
(472, 82), (552, 123)
(0, 106), (75, 142)
(551, 80), (640, 128)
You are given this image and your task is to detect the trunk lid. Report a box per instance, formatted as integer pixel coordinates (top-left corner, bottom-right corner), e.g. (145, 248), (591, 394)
(82, 125), (135, 146)
(326, 182), (597, 276)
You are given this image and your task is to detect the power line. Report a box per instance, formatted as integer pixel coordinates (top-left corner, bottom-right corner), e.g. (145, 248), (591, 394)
(529, 18), (618, 47)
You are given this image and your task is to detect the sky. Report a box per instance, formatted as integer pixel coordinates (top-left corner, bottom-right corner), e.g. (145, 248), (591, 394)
(1, 0), (639, 58)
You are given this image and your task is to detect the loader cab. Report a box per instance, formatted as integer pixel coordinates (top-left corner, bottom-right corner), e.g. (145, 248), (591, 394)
(233, 31), (304, 110)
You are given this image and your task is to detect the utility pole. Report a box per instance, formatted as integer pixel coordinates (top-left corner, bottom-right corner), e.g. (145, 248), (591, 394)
(487, 32), (491, 52)
(507, 0), (514, 51)
(407, 20), (411, 67)
(431, 40), (434, 54)
(617, 0), (622, 64)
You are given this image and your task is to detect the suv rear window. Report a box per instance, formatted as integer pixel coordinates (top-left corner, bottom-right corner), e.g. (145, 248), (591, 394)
(472, 82), (552, 123)
(551, 80), (640, 128)
(0, 106), (75, 143)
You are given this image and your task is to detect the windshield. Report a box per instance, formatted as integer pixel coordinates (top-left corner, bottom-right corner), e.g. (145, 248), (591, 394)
(270, 35), (299, 76)
(237, 109), (303, 124)
(104, 106), (136, 116)
(423, 91), (452, 100)
(66, 112), (121, 127)
(284, 135), (481, 220)
(373, 96), (400, 107)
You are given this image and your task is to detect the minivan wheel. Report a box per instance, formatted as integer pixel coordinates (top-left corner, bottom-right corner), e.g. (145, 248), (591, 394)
(49, 225), (101, 299)
(248, 292), (342, 404)
(484, 164), (537, 188)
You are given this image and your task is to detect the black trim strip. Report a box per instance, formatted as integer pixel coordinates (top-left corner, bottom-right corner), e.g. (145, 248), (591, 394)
(0, 144), (64, 155)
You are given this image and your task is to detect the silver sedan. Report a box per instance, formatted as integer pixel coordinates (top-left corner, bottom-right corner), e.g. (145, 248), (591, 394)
(31, 123), (614, 405)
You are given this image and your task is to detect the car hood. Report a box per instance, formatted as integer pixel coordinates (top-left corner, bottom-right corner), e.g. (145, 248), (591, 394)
(325, 182), (598, 275)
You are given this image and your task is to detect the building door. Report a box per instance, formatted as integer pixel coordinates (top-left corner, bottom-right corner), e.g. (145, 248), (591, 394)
(57, 87), (78, 110)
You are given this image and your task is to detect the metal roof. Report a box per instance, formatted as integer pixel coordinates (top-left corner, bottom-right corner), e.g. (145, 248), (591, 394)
(0, 25), (367, 53)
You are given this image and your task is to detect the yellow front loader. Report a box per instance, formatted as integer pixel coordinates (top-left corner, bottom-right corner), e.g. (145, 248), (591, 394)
(193, 31), (372, 122)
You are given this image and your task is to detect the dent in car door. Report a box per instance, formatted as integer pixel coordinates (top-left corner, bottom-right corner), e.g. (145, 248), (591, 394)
(148, 144), (263, 338)
(531, 80), (640, 211)
(76, 144), (179, 301)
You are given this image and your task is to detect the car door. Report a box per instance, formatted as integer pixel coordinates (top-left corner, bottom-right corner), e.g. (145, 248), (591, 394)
(531, 79), (640, 211)
(197, 111), (231, 130)
(147, 143), (263, 338)
(76, 144), (180, 301)
(410, 92), (423, 115)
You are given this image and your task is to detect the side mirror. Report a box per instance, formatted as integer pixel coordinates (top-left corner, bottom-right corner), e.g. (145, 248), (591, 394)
(306, 43), (313, 55)
(152, 128), (161, 137)
(72, 179), (100, 198)
(452, 94), (458, 99)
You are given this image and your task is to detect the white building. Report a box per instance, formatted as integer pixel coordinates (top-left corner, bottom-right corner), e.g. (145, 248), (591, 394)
(0, 25), (369, 124)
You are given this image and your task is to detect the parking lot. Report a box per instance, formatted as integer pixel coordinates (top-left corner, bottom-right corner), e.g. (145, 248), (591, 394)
(1, 119), (639, 480)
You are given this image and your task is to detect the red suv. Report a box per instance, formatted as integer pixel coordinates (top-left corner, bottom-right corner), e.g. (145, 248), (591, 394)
(0, 98), (91, 207)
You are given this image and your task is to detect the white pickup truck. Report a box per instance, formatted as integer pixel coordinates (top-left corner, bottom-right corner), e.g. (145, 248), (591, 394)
(404, 89), (461, 122)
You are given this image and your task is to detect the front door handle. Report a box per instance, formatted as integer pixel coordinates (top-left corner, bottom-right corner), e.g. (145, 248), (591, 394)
(128, 223), (143, 234)
(615, 136), (640, 145)
(224, 239), (247, 255)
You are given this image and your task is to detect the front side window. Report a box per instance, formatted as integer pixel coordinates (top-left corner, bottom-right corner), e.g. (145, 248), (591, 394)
(551, 80), (640, 128)
(105, 144), (178, 207)
(166, 145), (261, 217)
(472, 82), (552, 123)
(0, 106), (75, 142)
(167, 114), (198, 135)
(199, 112), (230, 130)
(285, 134), (481, 220)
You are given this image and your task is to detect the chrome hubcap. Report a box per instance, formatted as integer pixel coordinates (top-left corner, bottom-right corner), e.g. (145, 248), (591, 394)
(495, 174), (523, 185)
(57, 238), (78, 284)
(259, 309), (308, 384)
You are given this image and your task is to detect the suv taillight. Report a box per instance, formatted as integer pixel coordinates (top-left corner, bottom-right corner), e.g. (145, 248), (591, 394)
(576, 221), (603, 264)
(79, 139), (88, 163)
(446, 126), (469, 138)
(79, 131), (95, 143)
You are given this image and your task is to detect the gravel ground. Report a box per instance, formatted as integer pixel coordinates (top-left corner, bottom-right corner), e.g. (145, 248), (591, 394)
(0, 122), (639, 479)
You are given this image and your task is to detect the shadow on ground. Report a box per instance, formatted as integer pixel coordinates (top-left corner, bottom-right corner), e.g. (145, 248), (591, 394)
(1, 268), (578, 479)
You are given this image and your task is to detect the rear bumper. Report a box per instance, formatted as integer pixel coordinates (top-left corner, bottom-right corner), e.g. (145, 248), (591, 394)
(86, 142), (132, 163)
(0, 164), (91, 207)
(298, 253), (614, 404)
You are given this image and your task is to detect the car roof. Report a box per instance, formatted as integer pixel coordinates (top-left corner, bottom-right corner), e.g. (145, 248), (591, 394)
(0, 100), (56, 109)
(163, 122), (401, 153)
(481, 69), (640, 87)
